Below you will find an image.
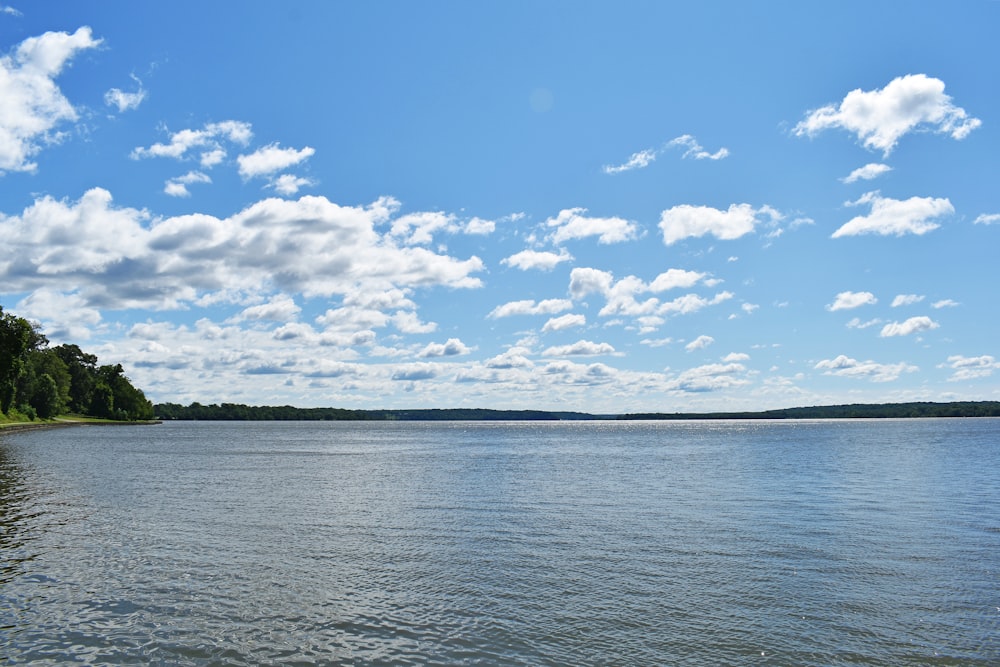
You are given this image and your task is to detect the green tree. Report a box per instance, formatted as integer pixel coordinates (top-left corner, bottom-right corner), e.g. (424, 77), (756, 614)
(0, 307), (37, 415)
(52, 344), (98, 414)
(30, 373), (62, 419)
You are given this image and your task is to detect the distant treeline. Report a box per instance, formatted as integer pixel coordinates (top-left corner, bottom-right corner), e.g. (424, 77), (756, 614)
(153, 401), (1000, 421)
(620, 401), (1000, 420)
(153, 402), (602, 421)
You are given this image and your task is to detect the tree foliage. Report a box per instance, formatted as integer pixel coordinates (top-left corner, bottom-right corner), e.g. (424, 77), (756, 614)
(0, 305), (153, 421)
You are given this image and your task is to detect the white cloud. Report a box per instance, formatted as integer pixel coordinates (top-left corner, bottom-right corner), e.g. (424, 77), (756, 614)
(485, 346), (534, 369)
(391, 363), (438, 381)
(2, 6), (23, 16)
(722, 352), (750, 362)
(542, 339), (616, 357)
(0, 27), (102, 172)
(685, 335), (714, 352)
(237, 142), (315, 179)
(132, 120), (253, 161)
(827, 291), (878, 311)
(104, 74), (146, 112)
(833, 191), (952, 238)
(658, 291), (733, 316)
(269, 174), (315, 196)
(603, 148), (656, 174)
(974, 214), (1000, 225)
(419, 338), (471, 358)
(841, 163), (892, 184)
(164, 170), (212, 198)
(502, 248), (573, 271)
(846, 317), (882, 329)
(659, 203), (764, 245)
(237, 295), (301, 322)
(943, 355), (1000, 381)
(14, 288), (102, 340)
(639, 337), (673, 348)
(648, 268), (707, 292)
(542, 313), (586, 333)
(0, 189), (485, 314)
(667, 362), (748, 392)
(879, 316), (939, 337)
(464, 217), (495, 235)
(569, 267), (614, 299)
(666, 134), (729, 160)
(488, 298), (573, 319)
(931, 299), (959, 309)
(891, 294), (924, 307)
(794, 74), (981, 156)
(392, 311), (438, 334)
(546, 208), (639, 244)
(815, 355), (918, 382)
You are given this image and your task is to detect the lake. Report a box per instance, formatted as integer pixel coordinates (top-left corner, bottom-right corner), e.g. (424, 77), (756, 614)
(1, 419), (999, 665)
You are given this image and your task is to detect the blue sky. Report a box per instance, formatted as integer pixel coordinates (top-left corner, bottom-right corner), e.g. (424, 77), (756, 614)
(2, 1), (999, 412)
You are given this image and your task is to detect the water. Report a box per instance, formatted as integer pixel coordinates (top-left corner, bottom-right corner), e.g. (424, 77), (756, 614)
(1, 419), (998, 665)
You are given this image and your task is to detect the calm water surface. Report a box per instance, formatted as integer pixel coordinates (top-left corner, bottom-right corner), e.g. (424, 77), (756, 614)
(1, 419), (998, 665)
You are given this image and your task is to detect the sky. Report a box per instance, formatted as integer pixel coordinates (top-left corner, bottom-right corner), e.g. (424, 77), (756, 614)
(1, 1), (999, 413)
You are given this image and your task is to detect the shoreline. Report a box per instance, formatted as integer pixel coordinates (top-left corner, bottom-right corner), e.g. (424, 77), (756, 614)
(0, 419), (161, 435)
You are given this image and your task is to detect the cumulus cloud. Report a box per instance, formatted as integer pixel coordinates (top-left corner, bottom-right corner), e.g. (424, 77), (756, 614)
(685, 335), (714, 352)
(546, 208), (639, 244)
(237, 142), (315, 179)
(666, 134), (729, 160)
(833, 191), (952, 238)
(0, 27), (102, 172)
(879, 316), (939, 337)
(542, 339), (616, 357)
(391, 363), (438, 381)
(659, 203), (769, 245)
(943, 355), (1000, 381)
(647, 268), (707, 292)
(464, 217), (495, 235)
(542, 313), (585, 333)
(14, 288), (102, 340)
(0, 189), (484, 317)
(827, 291), (877, 311)
(104, 74), (146, 112)
(488, 298), (573, 319)
(569, 266), (728, 321)
(931, 299), (959, 309)
(419, 338), (471, 358)
(269, 174), (315, 196)
(667, 362), (748, 393)
(603, 148), (657, 174)
(841, 163), (892, 184)
(891, 294), (924, 307)
(502, 248), (573, 271)
(794, 74), (981, 156)
(132, 120), (253, 164)
(164, 170), (212, 197)
(237, 295), (301, 322)
(974, 214), (1000, 225)
(815, 355), (918, 382)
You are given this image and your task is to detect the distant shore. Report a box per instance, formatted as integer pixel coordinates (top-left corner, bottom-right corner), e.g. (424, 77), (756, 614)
(0, 419), (161, 435)
(150, 401), (1000, 421)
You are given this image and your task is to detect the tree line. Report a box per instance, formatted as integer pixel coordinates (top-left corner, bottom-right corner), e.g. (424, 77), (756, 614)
(0, 305), (153, 421)
(619, 402), (1000, 420)
(152, 403), (599, 421)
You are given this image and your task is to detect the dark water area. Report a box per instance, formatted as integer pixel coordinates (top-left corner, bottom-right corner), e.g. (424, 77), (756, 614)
(1, 419), (998, 665)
